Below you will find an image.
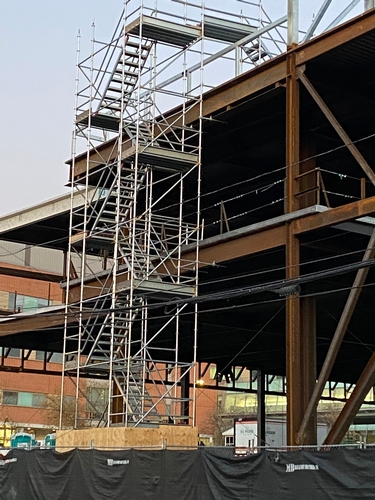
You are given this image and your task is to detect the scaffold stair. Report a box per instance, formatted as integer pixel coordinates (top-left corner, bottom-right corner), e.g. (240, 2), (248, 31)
(99, 35), (153, 115)
(83, 296), (142, 367)
(124, 121), (157, 147)
(113, 365), (161, 423)
(88, 164), (147, 247)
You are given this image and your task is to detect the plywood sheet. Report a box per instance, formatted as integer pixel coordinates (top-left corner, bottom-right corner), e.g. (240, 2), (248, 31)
(56, 426), (198, 451)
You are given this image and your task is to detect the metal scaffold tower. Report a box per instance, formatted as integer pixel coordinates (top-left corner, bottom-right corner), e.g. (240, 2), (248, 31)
(61, 0), (289, 428)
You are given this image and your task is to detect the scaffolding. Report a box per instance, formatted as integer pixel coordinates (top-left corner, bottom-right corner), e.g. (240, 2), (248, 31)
(60, 0), (291, 428)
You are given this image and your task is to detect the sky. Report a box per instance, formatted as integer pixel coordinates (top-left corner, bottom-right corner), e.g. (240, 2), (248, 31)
(0, 0), (364, 216)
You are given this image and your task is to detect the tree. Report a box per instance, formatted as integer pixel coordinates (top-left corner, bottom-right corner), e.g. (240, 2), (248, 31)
(41, 392), (87, 429)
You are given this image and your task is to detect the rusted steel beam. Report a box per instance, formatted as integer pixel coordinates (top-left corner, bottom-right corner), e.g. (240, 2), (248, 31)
(184, 60), (287, 126)
(295, 8), (375, 66)
(298, 228), (375, 444)
(324, 348), (375, 444)
(298, 70), (375, 186)
(177, 225), (286, 272)
(292, 196), (375, 234)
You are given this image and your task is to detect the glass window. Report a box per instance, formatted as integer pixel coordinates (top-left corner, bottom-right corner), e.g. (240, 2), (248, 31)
(50, 353), (63, 363)
(32, 394), (46, 407)
(209, 366), (217, 380)
(3, 391), (18, 405)
(86, 387), (108, 417)
(35, 351), (62, 363)
(8, 293), (15, 311)
(23, 296), (39, 312)
(225, 436), (234, 446)
(2, 391), (46, 407)
(7, 348), (20, 358)
(7, 294), (50, 313)
(18, 392), (33, 406)
(35, 351), (45, 361)
(37, 298), (49, 308)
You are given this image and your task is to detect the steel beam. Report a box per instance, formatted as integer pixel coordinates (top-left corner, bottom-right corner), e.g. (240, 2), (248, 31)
(298, 228), (375, 443)
(293, 196), (375, 234)
(324, 348), (375, 444)
(177, 225), (286, 272)
(298, 70), (375, 186)
(295, 8), (375, 65)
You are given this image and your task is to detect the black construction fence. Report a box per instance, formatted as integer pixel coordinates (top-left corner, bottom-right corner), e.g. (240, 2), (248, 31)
(1, 446), (375, 499)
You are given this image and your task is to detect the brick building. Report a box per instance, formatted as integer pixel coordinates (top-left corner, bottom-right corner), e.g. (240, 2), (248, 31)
(0, 241), (72, 441)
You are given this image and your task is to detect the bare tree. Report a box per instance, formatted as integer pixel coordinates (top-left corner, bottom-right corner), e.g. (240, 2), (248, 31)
(41, 392), (87, 429)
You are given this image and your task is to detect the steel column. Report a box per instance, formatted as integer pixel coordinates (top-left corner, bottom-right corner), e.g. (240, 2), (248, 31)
(286, 50), (303, 446)
(298, 228), (375, 443)
(286, 53), (299, 214)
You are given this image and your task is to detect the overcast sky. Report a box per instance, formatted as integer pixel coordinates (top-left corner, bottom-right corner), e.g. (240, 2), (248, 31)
(0, 0), (363, 216)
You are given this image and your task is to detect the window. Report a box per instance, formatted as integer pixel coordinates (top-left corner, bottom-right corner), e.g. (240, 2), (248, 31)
(225, 436), (234, 446)
(8, 293), (50, 313)
(86, 387), (108, 418)
(209, 366), (217, 380)
(6, 348), (20, 358)
(0, 348), (21, 358)
(32, 394), (46, 407)
(2, 391), (46, 407)
(3, 391), (18, 405)
(35, 351), (63, 363)
(18, 392), (33, 406)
